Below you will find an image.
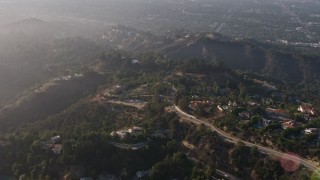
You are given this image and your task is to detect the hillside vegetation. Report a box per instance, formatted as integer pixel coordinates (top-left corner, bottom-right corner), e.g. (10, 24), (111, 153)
(101, 26), (320, 87)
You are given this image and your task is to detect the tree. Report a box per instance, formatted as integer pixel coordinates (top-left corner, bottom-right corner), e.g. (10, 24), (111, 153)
(253, 158), (284, 180)
(204, 162), (215, 179)
(293, 113), (303, 122)
(250, 115), (261, 125)
(30, 140), (42, 154)
(61, 140), (74, 163)
(149, 152), (193, 180)
(12, 163), (25, 178)
(235, 141), (245, 150)
(166, 139), (177, 153)
(238, 83), (247, 98)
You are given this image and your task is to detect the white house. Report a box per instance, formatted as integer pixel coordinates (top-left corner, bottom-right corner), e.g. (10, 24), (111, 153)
(132, 59), (140, 64)
(111, 126), (144, 139)
(51, 135), (61, 144)
(304, 128), (318, 135)
(217, 105), (229, 112)
(228, 101), (238, 107)
(116, 130), (129, 139)
(128, 126), (143, 134)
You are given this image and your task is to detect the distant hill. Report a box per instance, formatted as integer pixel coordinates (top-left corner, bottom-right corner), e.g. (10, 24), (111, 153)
(0, 18), (101, 40)
(160, 37), (266, 71)
(161, 37), (320, 86)
(100, 26), (320, 86)
(0, 18), (54, 38)
(0, 18), (47, 29)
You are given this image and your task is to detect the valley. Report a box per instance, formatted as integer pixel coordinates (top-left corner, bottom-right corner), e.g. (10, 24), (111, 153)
(0, 2), (320, 178)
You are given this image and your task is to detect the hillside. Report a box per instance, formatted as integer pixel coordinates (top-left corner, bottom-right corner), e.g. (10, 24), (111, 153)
(0, 36), (104, 104)
(161, 37), (320, 86)
(100, 26), (320, 87)
(1, 25), (319, 132)
(0, 72), (104, 132)
(0, 38), (316, 179)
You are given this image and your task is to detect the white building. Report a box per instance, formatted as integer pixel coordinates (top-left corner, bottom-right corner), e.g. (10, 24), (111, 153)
(305, 128), (318, 135)
(51, 135), (61, 144)
(128, 126), (143, 134)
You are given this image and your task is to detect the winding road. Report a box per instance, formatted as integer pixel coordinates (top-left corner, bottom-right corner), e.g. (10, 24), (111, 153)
(173, 105), (320, 173)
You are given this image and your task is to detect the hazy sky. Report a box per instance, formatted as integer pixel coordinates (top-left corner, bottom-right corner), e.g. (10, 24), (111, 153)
(0, 0), (140, 25)
(0, 0), (171, 26)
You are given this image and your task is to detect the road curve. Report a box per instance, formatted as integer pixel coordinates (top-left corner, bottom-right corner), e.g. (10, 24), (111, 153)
(173, 105), (320, 172)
